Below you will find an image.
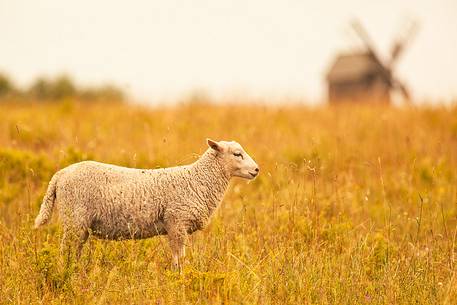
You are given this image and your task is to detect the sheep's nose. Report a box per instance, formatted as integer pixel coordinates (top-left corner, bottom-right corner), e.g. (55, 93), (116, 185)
(254, 167), (259, 173)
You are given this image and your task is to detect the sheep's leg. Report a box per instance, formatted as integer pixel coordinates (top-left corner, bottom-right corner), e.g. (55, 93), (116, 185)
(60, 227), (89, 261)
(60, 230), (69, 257)
(75, 230), (89, 259)
(167, 228), (187, 273)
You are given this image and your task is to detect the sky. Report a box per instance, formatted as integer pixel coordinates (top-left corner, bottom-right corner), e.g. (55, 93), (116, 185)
(0, 0), (456, 103)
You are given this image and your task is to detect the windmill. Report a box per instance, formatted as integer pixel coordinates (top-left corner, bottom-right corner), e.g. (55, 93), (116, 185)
(326, 19), (418, 104)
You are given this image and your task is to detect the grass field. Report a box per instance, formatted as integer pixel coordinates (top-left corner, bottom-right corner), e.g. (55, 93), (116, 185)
(0, 100), (456, 304)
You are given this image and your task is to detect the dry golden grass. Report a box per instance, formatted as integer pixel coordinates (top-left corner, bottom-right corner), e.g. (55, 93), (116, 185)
(0, 100), (456, 304)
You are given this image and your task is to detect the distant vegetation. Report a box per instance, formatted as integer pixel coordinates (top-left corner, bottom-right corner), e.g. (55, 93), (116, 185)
(0, 72), (125, 101)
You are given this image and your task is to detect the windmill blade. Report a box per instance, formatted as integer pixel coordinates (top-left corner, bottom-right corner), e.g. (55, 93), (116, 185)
(351, 19), (413, 104)
(392, 79), (412, 103)
(352, 20), (395, 87)
(389, 20), (419, 68)
(351, 20), (382, 63)
(351, 19), (394, 84)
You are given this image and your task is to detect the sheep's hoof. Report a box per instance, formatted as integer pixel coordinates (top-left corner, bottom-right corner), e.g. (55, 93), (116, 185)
(171, 263), (183, 274)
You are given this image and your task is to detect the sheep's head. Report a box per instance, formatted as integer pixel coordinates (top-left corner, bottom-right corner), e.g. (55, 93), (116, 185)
(207, 139), (259, 179)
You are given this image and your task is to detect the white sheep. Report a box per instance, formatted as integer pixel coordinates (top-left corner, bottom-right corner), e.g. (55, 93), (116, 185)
(34, 139), (259, 270)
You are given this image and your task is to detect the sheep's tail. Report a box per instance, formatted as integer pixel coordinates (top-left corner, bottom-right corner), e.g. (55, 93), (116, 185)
(34, 173), (59, 229)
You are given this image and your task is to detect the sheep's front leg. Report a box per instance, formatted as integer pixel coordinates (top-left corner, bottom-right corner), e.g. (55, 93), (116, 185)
(167, 227), (187, 273)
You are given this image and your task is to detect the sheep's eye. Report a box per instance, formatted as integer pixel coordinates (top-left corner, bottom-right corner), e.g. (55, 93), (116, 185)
(233, 152), (243, 159)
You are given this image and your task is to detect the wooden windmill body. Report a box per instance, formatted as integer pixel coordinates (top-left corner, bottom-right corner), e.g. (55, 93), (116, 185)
(326, 20), (418, 104)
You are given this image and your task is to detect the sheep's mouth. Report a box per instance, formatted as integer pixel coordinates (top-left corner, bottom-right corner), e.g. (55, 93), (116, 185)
(249, 171), (258, 178)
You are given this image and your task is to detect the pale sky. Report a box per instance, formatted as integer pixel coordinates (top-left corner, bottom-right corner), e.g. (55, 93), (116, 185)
(1, 0), (456, 103)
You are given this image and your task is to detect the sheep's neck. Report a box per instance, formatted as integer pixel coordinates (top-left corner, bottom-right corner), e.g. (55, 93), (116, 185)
(191, 149), (231, 215)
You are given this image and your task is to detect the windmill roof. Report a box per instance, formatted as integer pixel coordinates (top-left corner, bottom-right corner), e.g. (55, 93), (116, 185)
(326, 52), (381, 83)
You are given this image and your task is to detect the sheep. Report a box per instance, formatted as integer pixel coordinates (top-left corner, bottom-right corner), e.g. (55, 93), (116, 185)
(34, 139), (259, 270)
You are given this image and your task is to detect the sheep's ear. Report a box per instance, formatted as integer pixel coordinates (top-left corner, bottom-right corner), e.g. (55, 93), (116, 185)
(207, 139), (223, 152)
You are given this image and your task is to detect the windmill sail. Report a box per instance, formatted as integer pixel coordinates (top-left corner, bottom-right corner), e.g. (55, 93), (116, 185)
(388, 20), (419, 68)
(326, 19), (418, 104)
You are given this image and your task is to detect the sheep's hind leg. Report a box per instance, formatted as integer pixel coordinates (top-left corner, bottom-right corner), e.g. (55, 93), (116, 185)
(60, 227), (89, 261)
(75, 230), (89, 259)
